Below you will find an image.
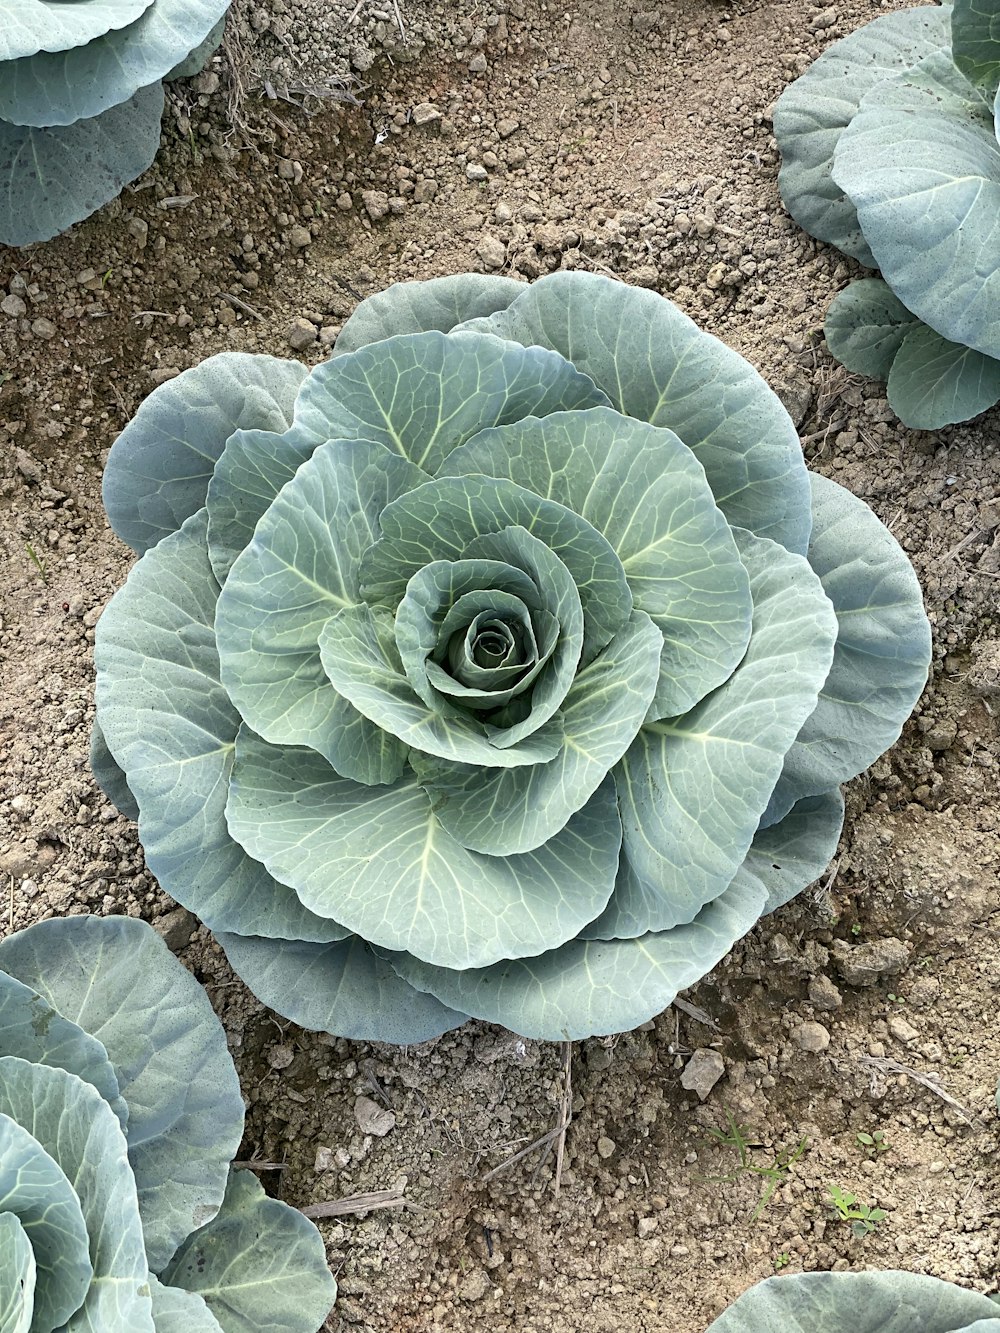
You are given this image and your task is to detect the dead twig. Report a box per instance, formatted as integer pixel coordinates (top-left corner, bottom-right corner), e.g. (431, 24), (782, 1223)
(233, 1160), (287, 1171)
(553, 1040), (572, 1197)
(672, 996), (720, 1031)
(858, 1055), (976, 1124)
(219, 291), (264, 321)
(302, 1189), (420, 1219)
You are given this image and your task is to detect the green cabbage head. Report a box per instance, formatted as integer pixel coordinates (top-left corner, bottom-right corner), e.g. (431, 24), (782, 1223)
(93, 271), (931, 1043)
(0, 914), (336, 1332)
(706, 1269), (1000, 1331)
(774, 0), (1000, 429)
(0, 0), (231, 246)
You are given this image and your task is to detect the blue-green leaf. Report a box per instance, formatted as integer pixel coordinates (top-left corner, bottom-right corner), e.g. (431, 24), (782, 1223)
(215, 439), (423, 784)
(161, 1170), (336, 1333)
(360, 472), (631, 664)
(104, 354), (306, 556)
(0, 0), (231, 126)
(292, 330), (608, 477)
(0, 971), (126, 1127)
(318, 602), (566, 768)
(391, 790), (845, 1037)
(0, 1114), (92, 1331)
(389, 869), (768, 1040)
(148, 1276), (224, 1333)
(0, 0), (156, 62)
(454, 271), (812, 554)
(887, 324), (1000, 430)
(225, 731), (623, 970)
(89, 718), (140, 822)
(443, 406), (753, 717)
(825, 278), (921, 382)
(705, 1270), (1000, 1332)
(95, 509), (347, 944)
(952, 0), (1000, 95)
(0, 916), (244, 1272)
(773, 4), (953, 263)
(0, 84), (165, 249)
(332, 273), (524, 354)
(612, 528), (837, 933)
(832, 51), (1000, 361)
(0, 1059), (154, 1333)
(216, 934), (466, 1044)
(0, 1212), (34, 1333)
(411, 611), (662, 855)
(761, 474), (931, 826)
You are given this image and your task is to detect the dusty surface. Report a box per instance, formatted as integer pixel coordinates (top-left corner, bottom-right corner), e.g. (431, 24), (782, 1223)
(2, 0), (999, 1330)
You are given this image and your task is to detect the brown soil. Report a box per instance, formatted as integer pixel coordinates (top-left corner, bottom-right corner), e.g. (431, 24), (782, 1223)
(2, 1), (999, 1330)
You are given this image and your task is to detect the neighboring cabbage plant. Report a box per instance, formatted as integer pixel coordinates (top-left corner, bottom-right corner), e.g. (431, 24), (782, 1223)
(774, 0), (1000, 429)
(0, 0), (231, 246)
(0, 914), (336, 1332)
(705, 1270), (1000, 1331)
(92, 271), (931, 1045)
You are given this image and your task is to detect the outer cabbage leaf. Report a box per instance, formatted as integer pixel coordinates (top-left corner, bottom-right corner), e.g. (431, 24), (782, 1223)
(103, 354), (306, 557)
(0, 916), (244, 1272)
(214, 439), (423, 784)
(886, 324), (1000, 429)
(225, 729), (623, 969)
(89, 718), (140, 822)
(773, 4), (952, 263)
(952, 0), (1000, 95)
(452, 271), (812, 554)
(610, 528), (837, 934)
(0, 0), (156, 62)
(216, 933), (466, 1044)
(390, 788), (844, 1038)
(148, 1276), (224, 1333)
(0, 85), (164, 249)
(0, 1114), (92, 1331)
(0, 0), (230, 126)
(705, 1270), (1000, 1332)
(825, 279), (1000, 428)
(832, 51), (1000, 361)
(825, 278), (922, 382)
(165, 17), (227, 80)
(161, 1170), (336, 1333)
(761, 473), (931, 826)
(95, 509), (348, 945)
(441, 406), (753, 718)
(0, 1212), (34, 1333)
(333, 273), (524, 353)
(0, 971), (126, 1126)
(0, 1058), (155, 1333)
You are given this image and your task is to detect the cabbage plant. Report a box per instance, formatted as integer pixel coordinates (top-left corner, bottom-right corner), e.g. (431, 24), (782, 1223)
(0, 0), (231, 246)
(774, 0), (1000, 429)
(705, 1270), (1000, 1331)
(0, 914), (336, 1332)
(92, 271), (931, 1044)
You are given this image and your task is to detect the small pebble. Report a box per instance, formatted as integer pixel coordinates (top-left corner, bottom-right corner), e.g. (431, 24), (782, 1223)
(680, 1048), (725, 1100)
(267, 1044), (295, 1070)
(287, 317), (318, 351)
(354, 1094), (396, 1137)
(457, 1269), (491, 1301)
(596, 1135), (616, 1159)
(792, 1021), (830, 1053)
(466, 164), (489, 182)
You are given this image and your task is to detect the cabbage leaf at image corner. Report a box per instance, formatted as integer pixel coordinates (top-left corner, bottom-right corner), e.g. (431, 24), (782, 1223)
(92, 270), (932, 1045)
(704, 1270), (1000, 1331)
(773, 0), (1000, 430)
(0, 0), (231, 247)
(0, 914), (336, 1332)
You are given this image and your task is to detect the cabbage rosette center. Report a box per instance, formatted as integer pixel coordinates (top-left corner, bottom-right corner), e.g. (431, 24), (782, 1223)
(94, 272), (931, 1042)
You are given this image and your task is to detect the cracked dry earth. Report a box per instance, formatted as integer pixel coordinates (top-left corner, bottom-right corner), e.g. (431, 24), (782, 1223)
(1, 0), (999, 1330)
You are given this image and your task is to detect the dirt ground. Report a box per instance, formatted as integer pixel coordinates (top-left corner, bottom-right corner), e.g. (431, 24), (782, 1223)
(2, 0), (1000, 1329)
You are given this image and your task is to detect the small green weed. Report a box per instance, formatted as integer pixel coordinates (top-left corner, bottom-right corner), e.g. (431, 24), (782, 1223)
(772, 1252), (791, 1271)
(855, 1129), (889, 1159)
(701, 1111), (809, 1222)
(827, 1184), (886, 1238)
(24, 541), (48, 584)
